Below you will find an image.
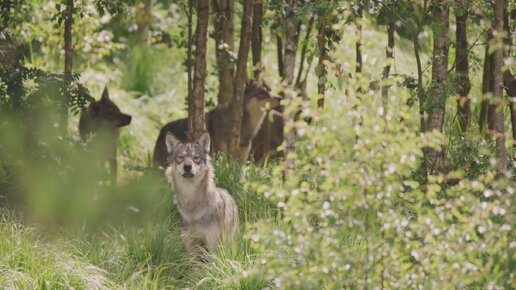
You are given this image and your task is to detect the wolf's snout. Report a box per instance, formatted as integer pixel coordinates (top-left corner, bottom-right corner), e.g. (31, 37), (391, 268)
(117, 114), (132, 127)
(183, 163), (192, 173)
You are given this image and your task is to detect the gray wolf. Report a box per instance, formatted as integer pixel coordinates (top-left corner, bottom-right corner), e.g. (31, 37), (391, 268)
(153, 80), (275, 167)
(78, 87), (132, 185)
(165, 132), (238, 254)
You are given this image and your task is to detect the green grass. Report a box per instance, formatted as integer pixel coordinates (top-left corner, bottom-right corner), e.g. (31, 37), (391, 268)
(0, 159), (284, 289)
(0, 212), (113, 289)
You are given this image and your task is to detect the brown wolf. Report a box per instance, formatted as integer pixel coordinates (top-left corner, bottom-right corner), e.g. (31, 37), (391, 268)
(153, 80), (275, 167)
(78, 87), (132, 185)
(165, 132), (238, 254)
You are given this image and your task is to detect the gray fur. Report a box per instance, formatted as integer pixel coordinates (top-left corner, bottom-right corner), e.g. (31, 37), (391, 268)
(165, 133), (238, 254)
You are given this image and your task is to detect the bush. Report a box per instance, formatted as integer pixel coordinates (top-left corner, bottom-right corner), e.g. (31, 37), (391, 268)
(247, 81), (514, 289)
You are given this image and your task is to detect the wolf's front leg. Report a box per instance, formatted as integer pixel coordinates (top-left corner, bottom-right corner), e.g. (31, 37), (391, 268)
(109, 156), (117, 186)
(181, 228), (205, 256)
(203, 225), (223, 252)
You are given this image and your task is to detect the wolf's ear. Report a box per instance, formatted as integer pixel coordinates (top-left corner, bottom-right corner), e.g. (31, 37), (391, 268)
(196, 132), (210, 154)
(90, 101), (99, 116)
(165, 132), (181, 153)
(101, 86), (110, 101)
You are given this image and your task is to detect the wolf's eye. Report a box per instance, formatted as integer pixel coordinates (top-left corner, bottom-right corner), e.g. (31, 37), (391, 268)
(193, 156), (200, 163)
(176, 155), (184, 162)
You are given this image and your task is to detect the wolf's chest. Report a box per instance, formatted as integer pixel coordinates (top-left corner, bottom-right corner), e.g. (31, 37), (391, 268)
(175, 196), (217, 227)
(180, 210), (217, 228)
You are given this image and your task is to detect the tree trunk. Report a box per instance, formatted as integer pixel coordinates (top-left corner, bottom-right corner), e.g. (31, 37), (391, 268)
(492, 0), (507, 174)
(424, 2), (449, 176)
(186, 0), (194, 114)
(251, 1), (262, 80)
(61, 0), (73, 135)
(317, 18), (328, 108)
(455, 9), (471, 132)
(283, 0), (298, 173)
(213, 0), (235, 104)
(136, 0), (152, 43)
(295, 15), (315, 90)
(503, 5), (516, 150)
(381, 20), (395, 111)
(355, 15), (362, 74)
(276, 32), (285, 79)
(250, 1), (268, 159)
(487, 50), (496, 132)
(479, 43), (492, 130)
(188, 0), (209, 142)
(227, 0), (253, 161)
(414, 0), (429, 134)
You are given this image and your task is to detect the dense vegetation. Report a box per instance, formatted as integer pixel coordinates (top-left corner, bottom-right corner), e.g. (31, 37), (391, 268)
(0, 0), (514, 289)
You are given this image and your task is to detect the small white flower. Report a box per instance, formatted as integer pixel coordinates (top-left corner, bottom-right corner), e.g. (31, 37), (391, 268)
(500, 224), (511, 231)
(411, 250), (419, 261)
(483, 190), (493, 198)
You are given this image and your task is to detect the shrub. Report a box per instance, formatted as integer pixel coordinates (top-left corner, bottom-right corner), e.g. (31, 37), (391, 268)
(247, 81), (514, 289)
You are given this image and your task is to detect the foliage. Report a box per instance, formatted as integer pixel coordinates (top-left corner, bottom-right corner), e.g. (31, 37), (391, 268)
(247, 80), (514, 288)
(0, 65), (93, 116)
(0, 0), (514, 289)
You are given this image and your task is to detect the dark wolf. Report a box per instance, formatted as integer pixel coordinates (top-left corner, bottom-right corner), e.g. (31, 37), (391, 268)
(153, 80), (275, 167)
(165, 132), (237, 254)
(79, 87), (132, 185)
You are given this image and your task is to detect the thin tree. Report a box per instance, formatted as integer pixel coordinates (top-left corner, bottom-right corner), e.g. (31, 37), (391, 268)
(381, 18), (395, 110)
(185, 0), (194, 105)
(61, 0), (74, 135)
(424, 0), (449, 176)
(503, 7), (516, 150)
(251, 0), (263, 80)
(492, 0), (507, 173)
(227, 0), (253, 161)
(317, 15), (328, 108)
(188, 0), (209, 141)
(251, 1), (270, 159)
(414, 0), (429, 133)
(136, 0), (152, 43)
(295, 15), (315, 94)
(283, 0), (298, 172)
(354, 12), (362, 74)
(478, 41), (492, 130)
(455, 0), (471, 132)
(213, 0), (235, 104)
(275, 16), (285, 79)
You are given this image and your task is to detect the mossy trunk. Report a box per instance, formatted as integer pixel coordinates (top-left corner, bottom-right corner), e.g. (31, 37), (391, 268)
(227, 0), (253, 161)
(424, 1), (449, 176)
(455, 10), (471, 132)
(213, 0), (235, 105)
(492, 0), (507, 174)
(189, 0), (209, 141)
(283, 0), (298, 173)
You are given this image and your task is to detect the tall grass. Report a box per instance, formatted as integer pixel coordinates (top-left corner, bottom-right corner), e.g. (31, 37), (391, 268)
(0, 158), (286, 289)
(0, 211), (113, 289)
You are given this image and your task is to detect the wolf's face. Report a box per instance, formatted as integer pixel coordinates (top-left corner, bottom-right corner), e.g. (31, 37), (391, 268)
(165, 132), (211, 178)
(89, 88), (132, 129)
(243, 80), (281, 122)
(244, 80), (277, 108)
